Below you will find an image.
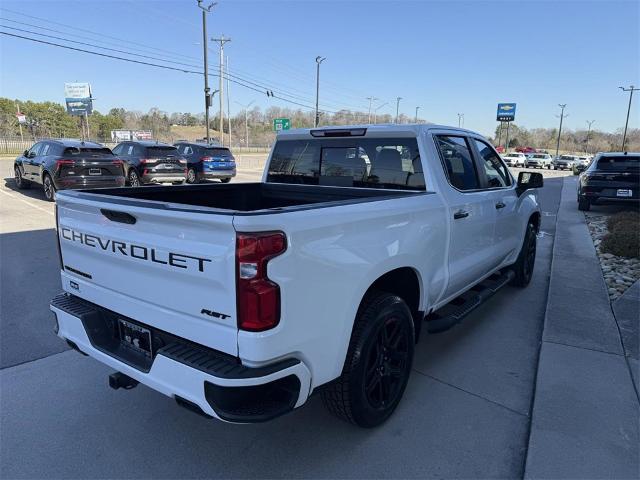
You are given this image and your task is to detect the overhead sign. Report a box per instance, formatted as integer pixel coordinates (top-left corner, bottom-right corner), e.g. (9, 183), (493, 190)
(273, 118), (291, 131)
(64, 82), (93, 116)
(497, 103), (516, 122)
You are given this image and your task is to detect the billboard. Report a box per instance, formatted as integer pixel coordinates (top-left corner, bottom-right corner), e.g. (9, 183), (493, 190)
(64, 82), (93, 116)
(496, 103), (516, 122)
(110, 130), (154, 142)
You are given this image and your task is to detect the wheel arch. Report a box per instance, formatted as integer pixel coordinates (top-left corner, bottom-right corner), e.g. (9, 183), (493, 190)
(357, 267), (424, 343)
(529, 211), (541, 233)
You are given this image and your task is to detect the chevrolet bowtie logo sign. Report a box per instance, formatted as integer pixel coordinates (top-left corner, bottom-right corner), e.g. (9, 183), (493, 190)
(497, 103), (517, 122)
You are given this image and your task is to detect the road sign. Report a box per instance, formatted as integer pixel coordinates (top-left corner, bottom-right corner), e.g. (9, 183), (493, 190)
(16, 113), (26, 124)
(497, 103), (516, 122)
(273, 118), (291, 131)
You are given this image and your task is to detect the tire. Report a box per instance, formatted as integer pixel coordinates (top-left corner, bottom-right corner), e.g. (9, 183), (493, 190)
(578, 196), (591, 211)
(14, 166), (31, 189)
(321, 292), (415, 428)
(510, 222), (537, 287)
(42, 173), (56, 202)
(186, 168), (198, 184)
(128, 169), (141, 187)
(220, 178), (231, 183)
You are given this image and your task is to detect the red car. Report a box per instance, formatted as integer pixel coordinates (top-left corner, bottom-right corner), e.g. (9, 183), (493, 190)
(516, 146), (537, 153)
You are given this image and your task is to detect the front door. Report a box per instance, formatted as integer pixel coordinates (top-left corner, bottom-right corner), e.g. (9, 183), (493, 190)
(433, 134), (498, 299)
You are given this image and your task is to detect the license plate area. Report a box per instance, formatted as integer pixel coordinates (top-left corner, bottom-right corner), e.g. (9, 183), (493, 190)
(617, 189), (632, 197)
(89, 168), (101, 176)
(118, 319), (152, 358)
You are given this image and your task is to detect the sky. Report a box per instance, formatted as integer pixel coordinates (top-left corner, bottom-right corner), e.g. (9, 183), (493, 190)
(0, 0), (638, 137)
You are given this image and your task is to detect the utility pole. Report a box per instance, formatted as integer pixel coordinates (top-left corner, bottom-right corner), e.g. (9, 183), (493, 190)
(236, 100), (254, 148)
(457, 113), (464, 128)
(315, 56), (326, 127)
(197, 0), (215, 144)
(373, 102), (388, 124)
(555, 104), (568, 159)
(619, 86), (638, 152)
(212, 35), (231, 145)
(585, 120), (595, 155)
(226, 55), (231, 147)
(366, 96), (378, 124)
(395, 97), (402, 124)
(15, 101), (23, 141)
(415, 106), (420, 123)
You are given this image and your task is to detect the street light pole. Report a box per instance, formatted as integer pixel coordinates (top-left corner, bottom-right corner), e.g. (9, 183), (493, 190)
(315, 56), (326, 127)
(373, 102), (388, 124)
(585, 119), (595, 155)
(197, 0), (215, 144)
(366, 96), (378, 124)
(395, 97), (402, 124)
(619, 85), (638, 152)
(457, 113), (464, 128)
(235, 100), (254, 148)
(415, 106), (420, 123)
(212, 35), (231, 146)
(555, 104), (568, 159)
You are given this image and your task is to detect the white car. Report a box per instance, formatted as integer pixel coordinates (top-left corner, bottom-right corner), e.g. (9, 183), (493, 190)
(526, 153), (553, 169)
(502, 152), (527, 167)
(552, 154), (580, 170)
(50, 124), (543, 427)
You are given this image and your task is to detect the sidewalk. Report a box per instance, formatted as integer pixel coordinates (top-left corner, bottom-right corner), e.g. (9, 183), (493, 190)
(525, 176), (639, 478)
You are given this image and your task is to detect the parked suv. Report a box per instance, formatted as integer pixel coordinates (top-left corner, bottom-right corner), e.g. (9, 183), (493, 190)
(502, 152), (526, 167)
(14, 139), (125, 201)
(111, 141), (187, 186)
(174, 142), (237, 183)
(552, 154), (579, 170)
(577, 152), (639, 211)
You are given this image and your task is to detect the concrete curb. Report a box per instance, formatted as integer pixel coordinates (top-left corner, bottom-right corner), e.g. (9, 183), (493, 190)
(524, 176), (639, 479)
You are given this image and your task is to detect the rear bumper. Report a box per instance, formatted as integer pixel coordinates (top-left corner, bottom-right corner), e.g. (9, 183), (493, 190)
(199, 169), (236, 180)
(55, 176), (125, 190)
(50, 293), (311, 423)
(141, 173), (187, 184)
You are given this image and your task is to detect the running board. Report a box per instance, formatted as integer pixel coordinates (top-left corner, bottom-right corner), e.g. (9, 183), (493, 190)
(426, 270), (515, 333)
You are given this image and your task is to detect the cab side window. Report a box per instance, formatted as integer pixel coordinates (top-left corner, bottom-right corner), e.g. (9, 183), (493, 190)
(473, 139), (511, 187)
(40, 143), (51, 156)
(435, 135), (479, 191)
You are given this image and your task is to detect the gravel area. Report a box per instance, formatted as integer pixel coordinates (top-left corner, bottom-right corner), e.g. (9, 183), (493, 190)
(585, 213), (640, 301)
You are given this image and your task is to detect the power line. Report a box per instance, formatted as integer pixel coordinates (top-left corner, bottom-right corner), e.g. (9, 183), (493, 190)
(0, 31), (336, 113)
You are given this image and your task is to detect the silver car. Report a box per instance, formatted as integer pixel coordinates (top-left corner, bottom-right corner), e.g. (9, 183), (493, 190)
(552, 154), (580, 170)
(526, 153), (553, 169)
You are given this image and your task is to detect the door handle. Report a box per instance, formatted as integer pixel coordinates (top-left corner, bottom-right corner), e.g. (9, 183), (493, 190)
(454, 210), (469, 219)
(495, 201), (506, 209)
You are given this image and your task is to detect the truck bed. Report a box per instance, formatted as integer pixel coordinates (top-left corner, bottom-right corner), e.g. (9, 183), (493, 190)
(65, 182), (423, 214)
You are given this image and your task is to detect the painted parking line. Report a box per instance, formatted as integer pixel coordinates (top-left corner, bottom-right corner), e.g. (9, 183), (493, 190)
(0, 188), (53, 215)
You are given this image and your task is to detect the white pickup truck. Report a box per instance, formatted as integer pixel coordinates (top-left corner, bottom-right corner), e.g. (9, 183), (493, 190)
(50, 125), (543, 427)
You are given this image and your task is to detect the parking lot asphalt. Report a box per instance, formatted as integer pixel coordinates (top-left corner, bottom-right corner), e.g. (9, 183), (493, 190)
(0, 158), (568, 478)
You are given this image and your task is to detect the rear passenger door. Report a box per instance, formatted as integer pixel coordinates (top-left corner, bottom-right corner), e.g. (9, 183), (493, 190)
(470, 138), (520, 265)
(433, 134), (498, 299)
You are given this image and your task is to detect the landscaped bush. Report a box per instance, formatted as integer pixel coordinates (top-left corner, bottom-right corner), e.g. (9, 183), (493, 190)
(601, 212), (640, 258)
(606, 211), (640, 232)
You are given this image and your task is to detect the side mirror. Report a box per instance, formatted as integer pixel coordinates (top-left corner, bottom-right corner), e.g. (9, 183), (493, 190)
(23, 150), (30, 157)
(516, 171), (543, 195)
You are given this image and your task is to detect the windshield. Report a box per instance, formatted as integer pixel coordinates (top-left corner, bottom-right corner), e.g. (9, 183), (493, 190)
(63, 147), (113, 156)
(204, 148), (233, 158)
(560, 155), (574, 160)
(532, 155), (545, 159)
(144, 146), (178, 156)
(267, 137), (425, 190)
(596, 156), (640, 171)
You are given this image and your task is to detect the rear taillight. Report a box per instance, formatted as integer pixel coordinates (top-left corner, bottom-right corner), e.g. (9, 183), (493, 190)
(200, 156), (212, 162)
(236, 232), (287, 332)
(55, 159), (74, 170)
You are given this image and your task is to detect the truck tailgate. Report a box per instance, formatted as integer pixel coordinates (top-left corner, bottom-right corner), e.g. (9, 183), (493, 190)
(56, 193), (238, 356)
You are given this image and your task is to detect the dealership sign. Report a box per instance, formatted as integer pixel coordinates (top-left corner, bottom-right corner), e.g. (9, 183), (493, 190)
(496, 103), (516, 122)
(111, 130), (153, 142)
(64, 82), (93, 116)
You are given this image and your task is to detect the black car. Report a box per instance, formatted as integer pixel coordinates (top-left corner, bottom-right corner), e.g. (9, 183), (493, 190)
(174, 142), (236, 183)
(14, 139), (125, 201)
(577, 152), (639, 211)
(111, 141), (187, 186)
